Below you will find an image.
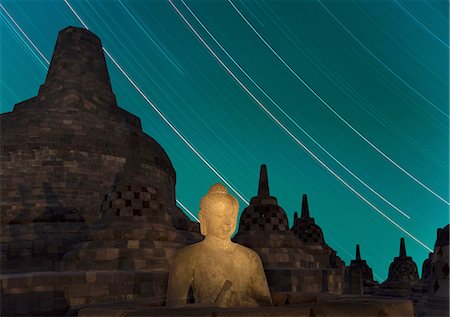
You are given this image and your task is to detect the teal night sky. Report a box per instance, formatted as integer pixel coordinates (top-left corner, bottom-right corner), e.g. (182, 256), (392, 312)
(1, 0), (448, 281)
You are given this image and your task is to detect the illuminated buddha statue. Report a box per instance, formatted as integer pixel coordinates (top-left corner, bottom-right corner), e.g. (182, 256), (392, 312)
(166, 183), (272, 308)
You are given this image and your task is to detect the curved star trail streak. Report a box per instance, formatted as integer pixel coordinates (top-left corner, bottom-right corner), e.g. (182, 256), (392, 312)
(176, 200), (199, 222)
(228, 0), (450, 206)
(394, 0), (448, 48)
(178, 0), (411, 220)
(169, 0), (432, 252)
(317, 1), (449, 120)
(115, 0), (390, 270)
(117, 0), (185, 75)
(247, 1), (448, 171)
(62, 0), (249, 205)
(0, 4), (49, 66)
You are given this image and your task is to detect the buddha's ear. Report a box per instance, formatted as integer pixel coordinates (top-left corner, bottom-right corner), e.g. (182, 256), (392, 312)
(199, 210), (207, 236)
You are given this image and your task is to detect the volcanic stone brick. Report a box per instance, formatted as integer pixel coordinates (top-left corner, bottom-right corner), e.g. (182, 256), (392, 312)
(415, 225), (449, 317)
(0, 26), (200, 273)
(0, 26), (204, 317)
(63, 132), (201, 275)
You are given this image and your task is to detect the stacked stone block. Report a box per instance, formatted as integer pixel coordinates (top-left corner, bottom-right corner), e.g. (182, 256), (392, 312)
(62, 136), (201, 305)
(239, 203), (289, 232)
(1, 222), (87, 273)
(0, 26), (198, 272)
(1, 272), (70, 316)
(0, 271), (169, 315)
(291, 195), (324, 244)
(0, 27), (195, 274)
(0, 26), (199, 316)
(266, 268), (345, 294)
(63, 177), (193, 269)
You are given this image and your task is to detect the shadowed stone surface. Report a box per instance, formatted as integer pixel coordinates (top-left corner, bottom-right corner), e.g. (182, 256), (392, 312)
(0, 26), (198, 274)
(74, 296), (415, 317)
(64, 132), (201, 272)
(415, 225), (449, 317)
(0, 26), (199, 316)
(61, 191), (198, 309)
(1, 27), (178, 226)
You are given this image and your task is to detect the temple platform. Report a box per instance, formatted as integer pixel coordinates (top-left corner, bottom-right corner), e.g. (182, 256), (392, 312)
(72, 296), (414, 317)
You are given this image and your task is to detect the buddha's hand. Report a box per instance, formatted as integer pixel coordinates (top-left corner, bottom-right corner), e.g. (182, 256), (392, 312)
(215, 280), (235, 308)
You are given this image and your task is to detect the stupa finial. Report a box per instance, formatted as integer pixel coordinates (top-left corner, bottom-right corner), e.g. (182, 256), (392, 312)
(301, 194), (310, 219)
(356, 244), (361, 260)
(257, 164), (270, 197)
(399, 238), (407, 257)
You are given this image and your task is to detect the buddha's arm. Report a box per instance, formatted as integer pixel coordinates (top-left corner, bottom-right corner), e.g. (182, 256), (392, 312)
(165, 250), (193, 307)
(249, 252), (273, 306)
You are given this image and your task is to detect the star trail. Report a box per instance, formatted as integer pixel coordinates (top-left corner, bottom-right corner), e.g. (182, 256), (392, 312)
(1, 0), (448, 280)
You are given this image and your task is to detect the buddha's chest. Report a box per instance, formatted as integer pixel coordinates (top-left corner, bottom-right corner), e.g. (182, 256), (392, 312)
(192, 253), (251, 300)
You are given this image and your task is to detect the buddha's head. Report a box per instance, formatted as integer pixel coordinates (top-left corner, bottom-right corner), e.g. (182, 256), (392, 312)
(199, 183), (239, 240)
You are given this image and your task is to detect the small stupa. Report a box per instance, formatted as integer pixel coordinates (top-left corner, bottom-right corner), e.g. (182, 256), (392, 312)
(291, 194), (344, 269)
(345, 244), (378, 294)
(64, 132), (201, 271)
(233, 165), (348, 297)
(379, 238), (419, 296)
(233, 165), (316, 270)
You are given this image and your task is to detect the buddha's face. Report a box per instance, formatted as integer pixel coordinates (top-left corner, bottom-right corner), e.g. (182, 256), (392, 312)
(200, 200), (238, 240)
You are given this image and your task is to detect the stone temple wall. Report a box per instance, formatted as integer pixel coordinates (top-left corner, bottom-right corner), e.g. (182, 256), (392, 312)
(0, 27), (191, 276)
(0, 271), (169, 315)
(0, 86), (175, 226)
(0, 26), (178, 227)
(266, 268), (345, 295)
(0, 26), (199, 316)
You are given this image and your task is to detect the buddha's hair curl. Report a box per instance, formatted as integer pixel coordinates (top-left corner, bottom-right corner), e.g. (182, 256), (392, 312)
(200, 183), (238, 212)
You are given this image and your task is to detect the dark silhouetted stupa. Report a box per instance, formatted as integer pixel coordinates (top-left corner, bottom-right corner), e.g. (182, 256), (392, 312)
(291, 194), (344, 269)
(0, 26), (199, 314)
(379, 238), (419, 296)
(415, 225), (449, 317)
(233, 165), (346, 300)
(345, 244), (378, 294)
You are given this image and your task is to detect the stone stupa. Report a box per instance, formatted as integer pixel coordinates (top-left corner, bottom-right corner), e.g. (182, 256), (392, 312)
(345, 244), (378, 294)
(0, 26), (200, 314)
(233, 165), (346, 300)
(379, 238), (419, 296)
(234, 165), (316, 271)
(415, 225), (449, 317)
(291, 194), (344, 269)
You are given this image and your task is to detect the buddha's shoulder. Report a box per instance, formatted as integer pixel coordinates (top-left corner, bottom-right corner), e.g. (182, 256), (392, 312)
(172, 242), (205, 260)
(233, 243), (261, 261)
